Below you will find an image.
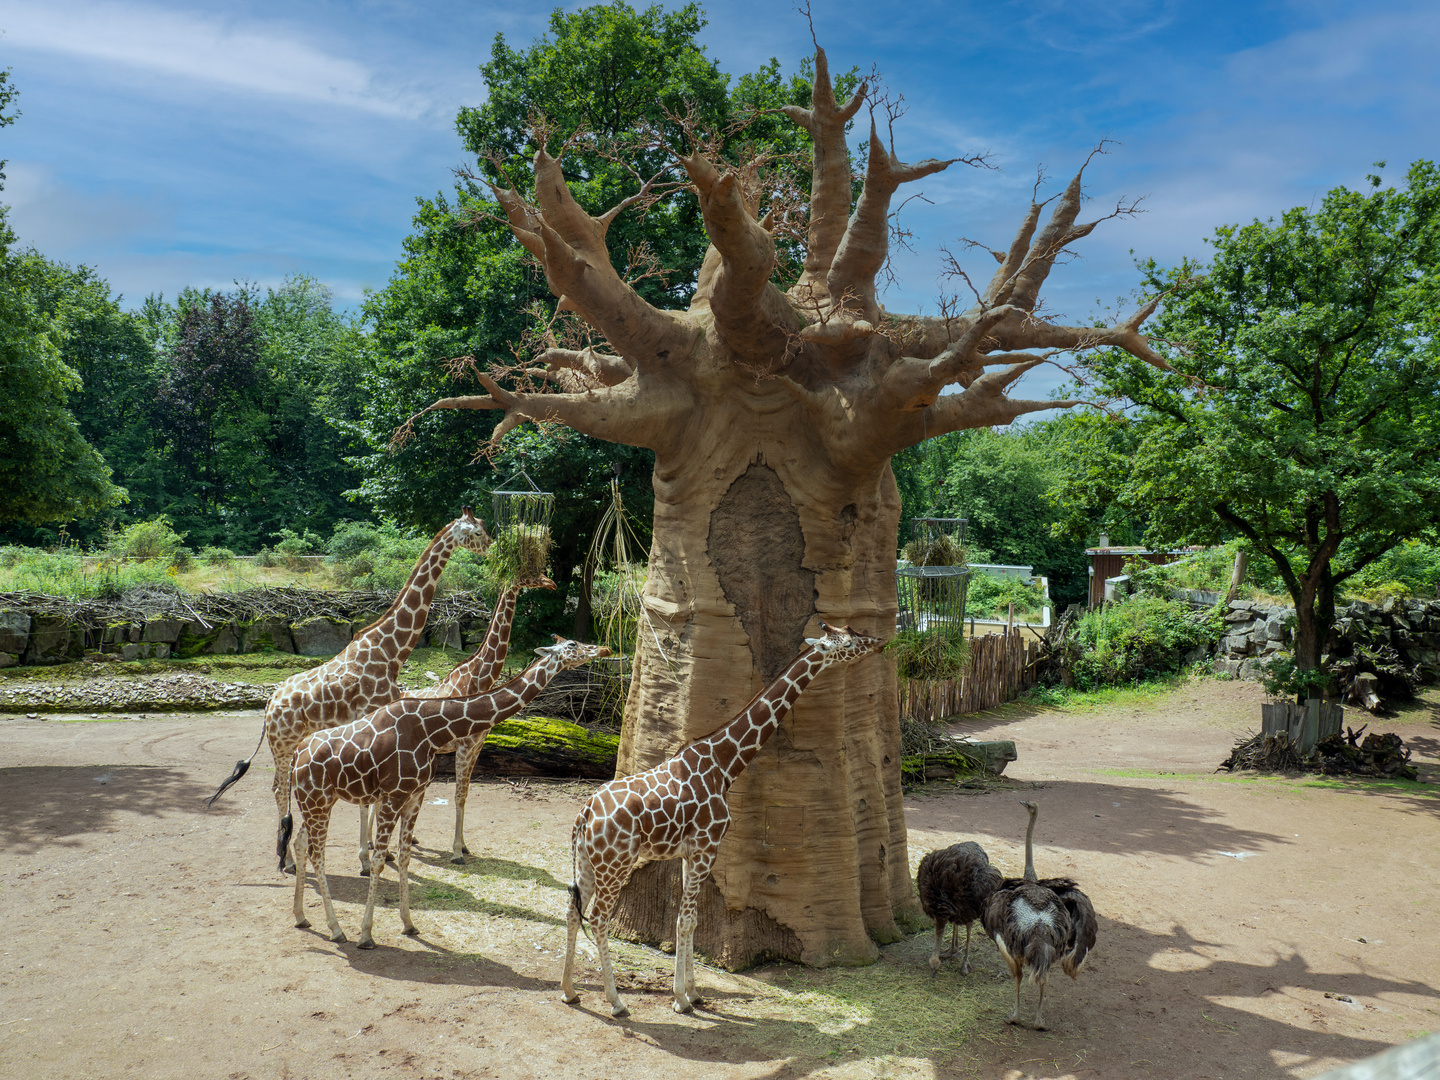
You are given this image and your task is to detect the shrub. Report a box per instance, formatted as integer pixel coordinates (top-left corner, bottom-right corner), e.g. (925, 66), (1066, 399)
(104, 517), (193, 570)
(1067, 596), (1219, 691)
(967, 572), (1047, 621)
(199, 545), (235, 566)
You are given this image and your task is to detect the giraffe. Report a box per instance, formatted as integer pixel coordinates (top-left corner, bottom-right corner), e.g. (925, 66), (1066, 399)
(206, 507), (492, 875)
(561, 621), (884, 1017)
(286, 636), (611, 948)
(406, 574), (556, 863)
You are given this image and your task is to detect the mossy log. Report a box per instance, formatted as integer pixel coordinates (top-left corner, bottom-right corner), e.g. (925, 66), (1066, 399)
(432, 716), (619, 780)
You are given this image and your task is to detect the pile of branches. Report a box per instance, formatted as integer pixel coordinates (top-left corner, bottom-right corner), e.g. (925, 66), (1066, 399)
(898, 716), (983, 783)
(1218, 732), (1307, 773)
(1218, 725), (1418, 780)
(0, 587), (491, 631)
(518, 663), (629, 729)
(1032, 604), (1082, 686)
(1330, 644), (1416, 706)
(1317, 726), (1419, 781)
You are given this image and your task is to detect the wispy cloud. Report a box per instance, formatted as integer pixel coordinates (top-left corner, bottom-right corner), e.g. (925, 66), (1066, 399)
(4, 1), (429, 117)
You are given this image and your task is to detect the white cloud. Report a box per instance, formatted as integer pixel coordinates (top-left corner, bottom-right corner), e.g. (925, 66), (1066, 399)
(3, 1), (430, 117)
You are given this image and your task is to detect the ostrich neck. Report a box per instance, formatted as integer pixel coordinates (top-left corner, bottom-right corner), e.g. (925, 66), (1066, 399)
(1023, 811), (1038, 883)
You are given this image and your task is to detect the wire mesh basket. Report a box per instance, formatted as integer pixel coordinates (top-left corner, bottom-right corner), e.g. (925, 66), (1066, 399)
(490, 467), (554, 533)
(488, 466), (555, 582)
(895, 564), (972, 635)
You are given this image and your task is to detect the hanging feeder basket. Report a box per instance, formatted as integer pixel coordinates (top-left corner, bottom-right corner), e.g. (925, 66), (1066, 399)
(487, 465), (555, 582)
(896, 564), (972, 636)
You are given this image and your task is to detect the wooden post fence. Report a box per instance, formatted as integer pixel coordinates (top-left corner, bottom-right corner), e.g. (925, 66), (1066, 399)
(897, 630), (1042, 722)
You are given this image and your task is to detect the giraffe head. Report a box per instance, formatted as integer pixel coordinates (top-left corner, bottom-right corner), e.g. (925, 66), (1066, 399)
(803, 621), (885, 672)
(450, 506), (493, 556)
(535, 636), (612, 672)
(520, 575), (558, 591)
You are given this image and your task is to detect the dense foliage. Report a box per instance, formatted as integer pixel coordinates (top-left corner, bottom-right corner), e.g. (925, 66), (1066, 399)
(1051, 162), (1440, 693)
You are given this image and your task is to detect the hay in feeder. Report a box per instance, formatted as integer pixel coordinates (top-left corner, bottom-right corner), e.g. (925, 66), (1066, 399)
(486, 523), (552, 584)
(887, 629), (971, 681)
(902, 532), (967, 568)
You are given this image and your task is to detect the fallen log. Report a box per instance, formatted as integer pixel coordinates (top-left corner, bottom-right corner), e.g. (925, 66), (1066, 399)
(431, 715), (619, 781)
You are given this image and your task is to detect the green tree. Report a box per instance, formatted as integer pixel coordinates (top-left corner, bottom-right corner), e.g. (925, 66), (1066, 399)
(1053, 161), (1440, 695)
(0, 73), (123, 528)
(353, 2), (820, 624)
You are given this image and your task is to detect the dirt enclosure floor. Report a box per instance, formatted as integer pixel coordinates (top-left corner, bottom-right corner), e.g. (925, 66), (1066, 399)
(2, 679), (1438, 1080)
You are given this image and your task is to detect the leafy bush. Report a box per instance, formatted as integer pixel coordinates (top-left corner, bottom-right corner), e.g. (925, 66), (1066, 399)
(967, 572), (1047, 621)
(103, 517), (192, 570)
(326, 521), (385, 561)
(1344, 541), (1440, 601)
(199, 545), (235, 566)
(888, 630), (971, 680)
(1068, 596), (1219, 691)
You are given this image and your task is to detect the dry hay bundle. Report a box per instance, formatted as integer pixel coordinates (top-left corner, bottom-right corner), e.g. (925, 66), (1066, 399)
(486, 524), (552, 584)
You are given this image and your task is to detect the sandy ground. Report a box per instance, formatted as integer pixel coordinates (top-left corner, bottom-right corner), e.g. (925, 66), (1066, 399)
(2, 679), (1437, 1080)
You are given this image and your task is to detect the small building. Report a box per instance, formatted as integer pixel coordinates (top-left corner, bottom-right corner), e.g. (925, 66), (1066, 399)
(1084, 541), (1206, 608)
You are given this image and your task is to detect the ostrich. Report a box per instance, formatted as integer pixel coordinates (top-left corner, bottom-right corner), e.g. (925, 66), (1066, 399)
(917, 841), (1002, 975)
(981, 800), (1097, 1030)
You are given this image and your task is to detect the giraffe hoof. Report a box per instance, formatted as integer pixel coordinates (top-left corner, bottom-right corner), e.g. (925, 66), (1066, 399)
(673, 1001), (693, 1015)
(331, 932), (349, 944)
(960, 962), (972, 976)
(403, 926), (419, 937)
(295, 919), (310, 930)
(611, 1006), (630, 1019)
(1005, 1015), (1021, 1026)
(359, 866), (370, 878)
(561, 992), (580, 1005)
(461, 845), (471, 856)
(449, 855), (467, 866)
(356, 938), (375, 950)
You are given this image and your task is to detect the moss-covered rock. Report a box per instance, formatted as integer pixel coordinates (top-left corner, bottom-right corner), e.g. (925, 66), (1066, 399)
(468, 716), (619, 779)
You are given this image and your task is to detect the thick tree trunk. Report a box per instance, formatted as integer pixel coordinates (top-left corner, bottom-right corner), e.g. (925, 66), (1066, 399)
(610, 389), (916, 969)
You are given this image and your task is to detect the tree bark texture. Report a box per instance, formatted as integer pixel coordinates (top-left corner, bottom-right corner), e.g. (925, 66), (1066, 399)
(419, 43), (1164, 969)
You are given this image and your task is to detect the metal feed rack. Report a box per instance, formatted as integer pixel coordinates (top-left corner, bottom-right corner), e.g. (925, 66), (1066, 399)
(896, 515), (971, 636)
(896, 564), (972, 636)
(490, 466), (554, 534)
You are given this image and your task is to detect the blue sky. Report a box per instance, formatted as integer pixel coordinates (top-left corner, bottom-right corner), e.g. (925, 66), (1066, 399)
(3, 0), (1438, 400)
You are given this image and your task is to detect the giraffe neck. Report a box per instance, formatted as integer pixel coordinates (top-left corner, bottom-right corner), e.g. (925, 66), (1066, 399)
(421, 652), (564, 749)
(472, 581), (523, 688)
(384, 529), (461, 664)
(694, 648), (828, 789)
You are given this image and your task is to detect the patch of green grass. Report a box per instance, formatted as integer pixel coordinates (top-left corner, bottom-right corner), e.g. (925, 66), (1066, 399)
(1096, 767), (1437, 797)
(1018, 671), (1205, 714)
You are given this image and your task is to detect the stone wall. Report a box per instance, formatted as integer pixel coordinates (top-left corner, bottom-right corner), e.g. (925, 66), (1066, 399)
(0, 596), (492, 668)
(1204, 594), (1440, 684)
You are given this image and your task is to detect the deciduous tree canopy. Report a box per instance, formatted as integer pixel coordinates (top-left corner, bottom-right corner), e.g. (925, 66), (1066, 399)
(1052, 161), (1440, 693)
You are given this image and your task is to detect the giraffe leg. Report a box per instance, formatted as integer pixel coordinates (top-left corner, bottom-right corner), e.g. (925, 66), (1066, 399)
(588, 881), (628, 1018)
(396, 795), (423, 937)
(358, 803), (373, 877)
(308, 811), (345, 943)
(674, 852), (713, 1012)
(291, 815), (311, 929)
(929, 919), (946, 974)
(960, 922), (974, 976)
(561, 843), (595, 1005)
(451, 735), (486, 863)
(359, 802), (397, 949)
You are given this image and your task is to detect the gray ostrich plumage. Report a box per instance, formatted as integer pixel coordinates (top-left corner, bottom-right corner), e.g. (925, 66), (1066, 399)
(981, 800), (1097, 1030)
(916, 841), (1003, 975)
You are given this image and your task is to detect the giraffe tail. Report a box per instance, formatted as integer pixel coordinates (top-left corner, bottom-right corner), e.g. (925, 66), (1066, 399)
(570, 807), (594, 944)
(205, 724), (268, 809)
(278, 812), (294, 873)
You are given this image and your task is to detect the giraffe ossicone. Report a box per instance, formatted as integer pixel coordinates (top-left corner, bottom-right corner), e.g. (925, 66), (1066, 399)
(287, 636), (610, 947)
(204, 507), (491, 877)
(561, 620), (884, 1017)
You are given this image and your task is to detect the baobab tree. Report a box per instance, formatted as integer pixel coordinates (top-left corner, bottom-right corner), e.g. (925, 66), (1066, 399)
(419, 44), (1165, 969)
